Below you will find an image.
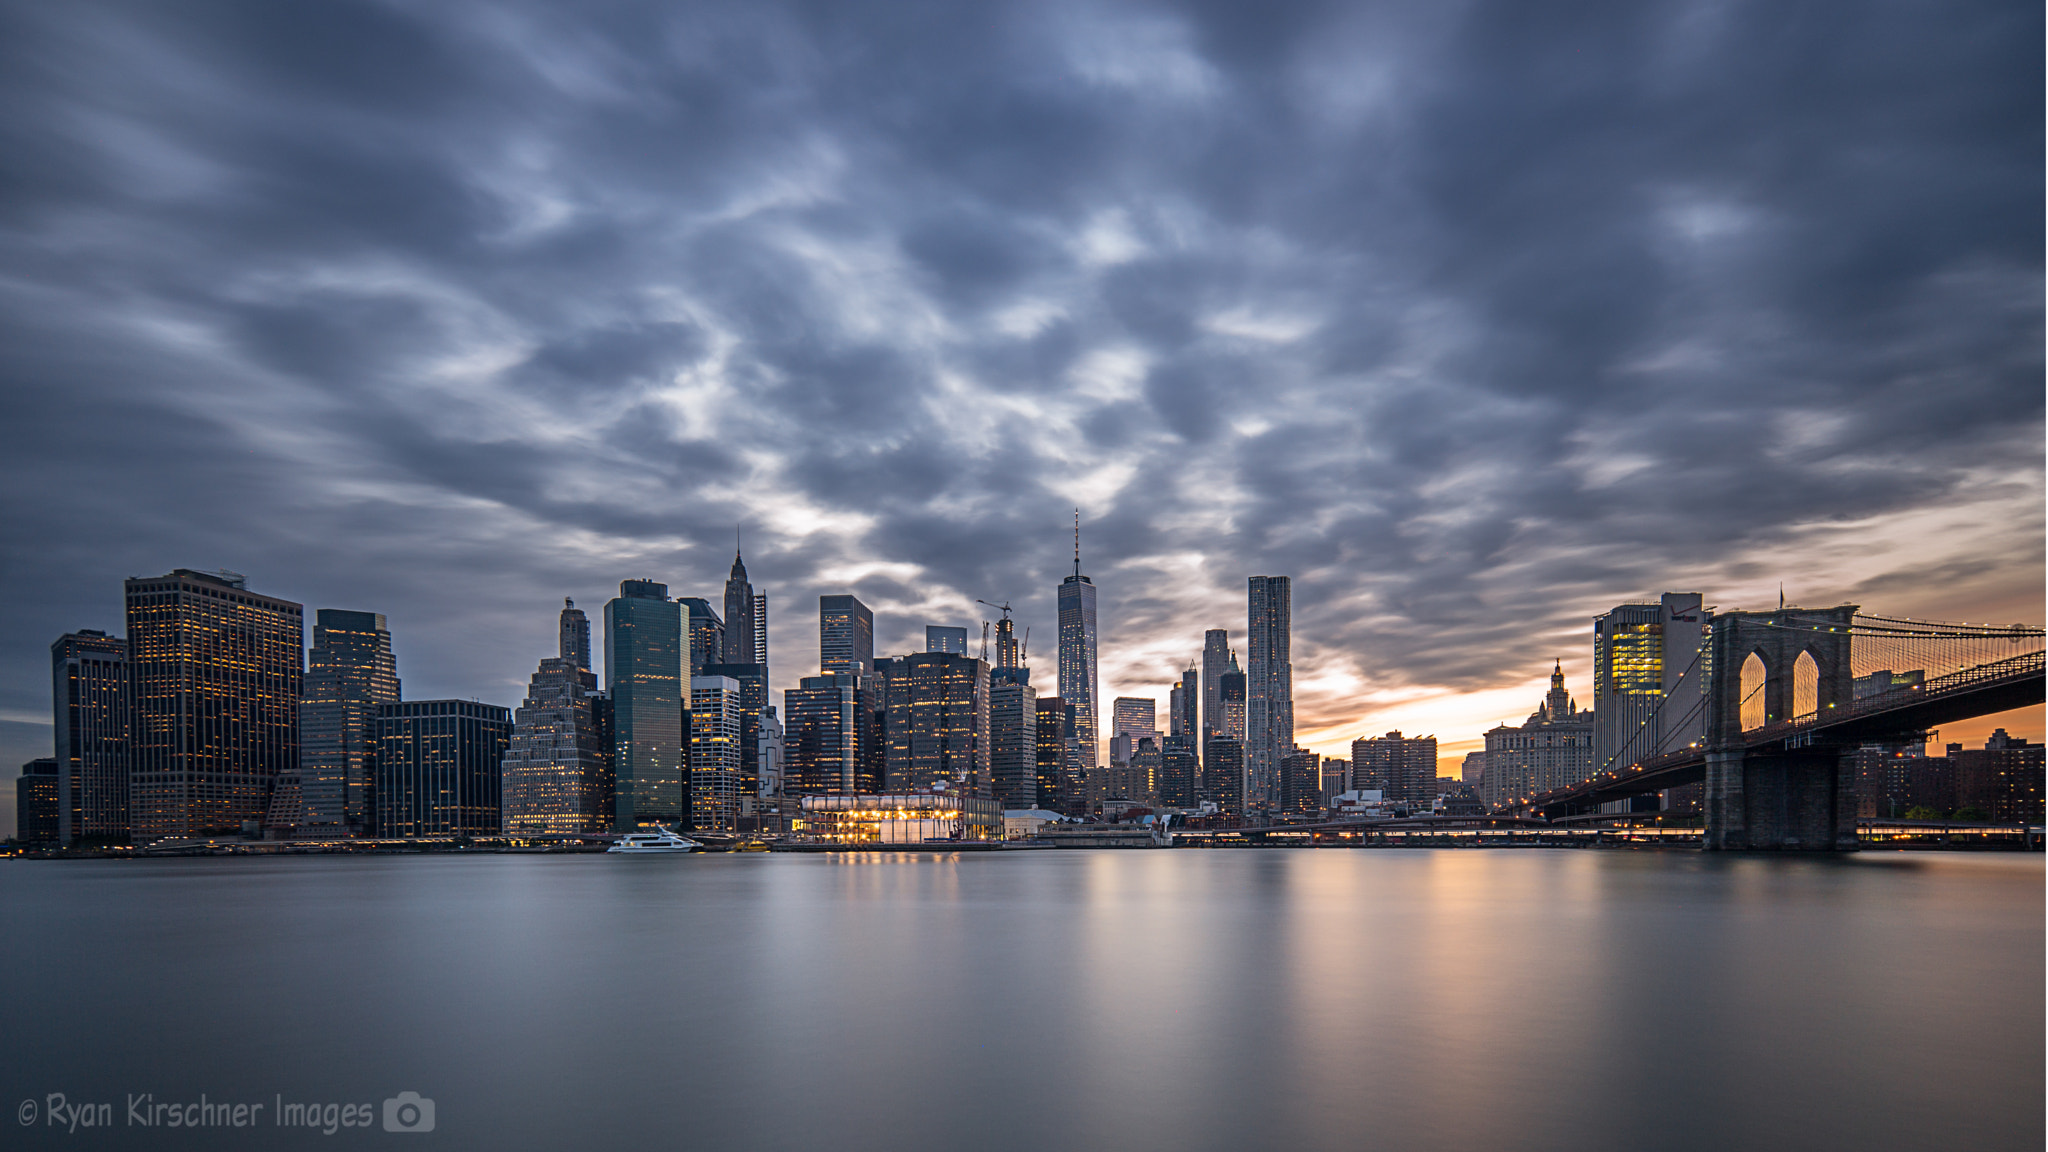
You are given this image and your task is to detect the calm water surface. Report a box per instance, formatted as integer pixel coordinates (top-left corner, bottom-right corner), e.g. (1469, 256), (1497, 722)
(2, 849), (2040, 1151)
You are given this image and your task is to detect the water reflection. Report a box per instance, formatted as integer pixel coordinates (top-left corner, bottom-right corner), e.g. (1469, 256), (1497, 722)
(0, 851), (2037, 1152)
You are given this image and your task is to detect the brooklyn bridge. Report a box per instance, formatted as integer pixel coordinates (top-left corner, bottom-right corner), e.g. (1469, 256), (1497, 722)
(1496, 606), (2044, 850)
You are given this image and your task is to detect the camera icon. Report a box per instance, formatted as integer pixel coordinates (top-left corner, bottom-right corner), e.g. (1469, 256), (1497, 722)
(381, 1092), (435, 1133)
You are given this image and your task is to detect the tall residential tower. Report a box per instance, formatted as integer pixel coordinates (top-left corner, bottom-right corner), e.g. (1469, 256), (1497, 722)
(1245, 576), (1293, 808)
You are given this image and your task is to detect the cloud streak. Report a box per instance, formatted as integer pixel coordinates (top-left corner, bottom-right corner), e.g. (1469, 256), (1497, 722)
(0, 0), (2039, 797)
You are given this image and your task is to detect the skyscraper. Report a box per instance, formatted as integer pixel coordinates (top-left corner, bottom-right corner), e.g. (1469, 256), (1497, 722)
(1279, 747), (1322, 814)
(1169, 664), (1198, 738)
(819, 595), (874, 675)
(700, 660), (769, 799)
(925, 625), (969, 654)
(1160, 734), (1198, 808)
(51, 630), (128, 845)
(784, 672), (873, 794)
(1218, 658), (1246, 740)
(1352, 732), (1438, 813)
(559, 598), (591, 671)
(678, 598), (724, 679)
(1592, 593), (1712, 776)
(1201, 629), (1230, 738)
(289, 609), (399, 839)
(606, 580), (685, 829)
(1035, 695), (1075, 814)
(17, 759), (59, 844)
(875, 652), (990, 795)
(690, 675), (743, 832)
(125, 569), (303, 841)
(376, 700), (511, 837)
(1245, 576), (1293, 808)
(1057, 513), (1099, 770)
(1201, 738), (1243, 815)
(1112, 697), (1157, 741)
(722, 548), (759, 667)
(503, 601), (611, 834)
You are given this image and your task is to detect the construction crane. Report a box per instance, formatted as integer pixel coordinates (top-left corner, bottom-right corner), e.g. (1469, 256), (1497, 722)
(1020, 627), (1030, 665)
(978, 599), (1020, 669)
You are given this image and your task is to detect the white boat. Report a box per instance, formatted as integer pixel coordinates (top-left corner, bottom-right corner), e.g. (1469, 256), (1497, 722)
(606, 829), (703, 853)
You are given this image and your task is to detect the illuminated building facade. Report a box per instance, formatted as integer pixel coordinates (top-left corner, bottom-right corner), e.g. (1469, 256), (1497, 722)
(1592, 593), (1711, 776)
(1217, 660), (1245, 740)
(375, 700), (511, 837)
(1245, 576), (1292, 806)
(1035, 696), (1077, 814)
(289, 609), (399, 838)
(701, 661), (769, 799)
(796, 788), (1003, 843)
(1201, 629), (1230, 742)
(1057, 515), (1099, 769)
(1112, 697), (1156, 741)
(721, 550), (759, 668)
(925, 626), (969, 654)
(18, 758), (59, 844)
(51, 629), (128, 845)
(690, 675), (742, 832)
(125, 569), (303, 841)
(1481, 662), (1595, 809)
(785, 672), (879, 794)
(875, 652), (990, 795)
(606, 580), (685, 829)
(820, 595), (873, 675)
(1160, 734), (1198, 808)
(502, 601), (611, 834)
(1351, 732), (1437, 813)
(989, 666), (1038, 811)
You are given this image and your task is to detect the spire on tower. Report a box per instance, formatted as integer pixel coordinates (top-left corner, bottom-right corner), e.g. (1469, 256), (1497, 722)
(1073, 508), (1082, 577)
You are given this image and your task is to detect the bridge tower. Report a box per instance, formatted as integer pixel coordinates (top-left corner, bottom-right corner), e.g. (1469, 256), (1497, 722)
(1704, 605), (1859, 851)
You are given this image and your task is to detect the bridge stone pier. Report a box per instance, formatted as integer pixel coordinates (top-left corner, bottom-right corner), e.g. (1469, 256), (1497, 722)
(1704, 605), (1860, 851)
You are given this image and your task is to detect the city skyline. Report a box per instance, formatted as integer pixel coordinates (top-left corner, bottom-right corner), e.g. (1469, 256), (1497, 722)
(0, 0), (2039, 817)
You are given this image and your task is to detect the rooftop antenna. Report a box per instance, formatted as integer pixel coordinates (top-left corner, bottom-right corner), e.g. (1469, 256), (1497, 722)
(1074, 508), (1081, 577)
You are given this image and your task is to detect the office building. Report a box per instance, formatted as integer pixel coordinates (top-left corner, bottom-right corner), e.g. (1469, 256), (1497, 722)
(1169, 665), (1198, 738)
(287, 609), (400, 839)
(989, 670), (1039, 811)
(1481, 661), (1596, 809)
(1246, 576), (1293, 807)
(690, 676), (743, 832)
(502, 601), (611, 834)
(926, 625), (969, 655)
(1352, 732), (1438, 813)
(1113, 697), (1157, 741)
(17, 758), (59, 844)
(820, 595), (874, 675)
(1201, 737), (1243, 815)
(375, 700), (511, 838)
(1217, 659), (1245, 739)
(1160, 734), (1199, 808)
(606, 580), (685, 829)
(1036, 696), (1077, 815)
(784, 672), (880, 795)
(722, 549), (761, 668)
(51, 630), (128, 845)
(126, 569), (304, 841)
(1279, 747), (1321, 814)
(1592, 593), (1712, 776)
(678, 598), (724, 679)
(701, 661), (769, 799)
(1057, 513), (1100, 769)
(875, 651), (990, 795)
(1201, 629), (1231, 740)
(1321, 757), (1350, 808)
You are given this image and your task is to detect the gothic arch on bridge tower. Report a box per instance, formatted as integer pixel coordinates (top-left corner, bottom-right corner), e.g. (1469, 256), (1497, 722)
(1707, 605), (1859, 746)
(1792, 650), (1819, 719)
(1739, 652), (1769, 730)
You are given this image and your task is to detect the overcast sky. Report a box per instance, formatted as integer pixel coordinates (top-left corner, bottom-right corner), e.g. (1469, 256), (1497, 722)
(2, 0), (2041, 829)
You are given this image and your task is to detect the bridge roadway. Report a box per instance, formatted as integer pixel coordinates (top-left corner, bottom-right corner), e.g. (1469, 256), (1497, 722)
(1509, 650), (2044, 821)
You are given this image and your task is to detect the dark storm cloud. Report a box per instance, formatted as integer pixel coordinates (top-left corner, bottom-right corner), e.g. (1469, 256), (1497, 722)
(0, 0), (2039, 793)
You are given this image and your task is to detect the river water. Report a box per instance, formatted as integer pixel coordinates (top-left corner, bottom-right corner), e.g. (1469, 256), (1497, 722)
(1, 849), (2039, 1151)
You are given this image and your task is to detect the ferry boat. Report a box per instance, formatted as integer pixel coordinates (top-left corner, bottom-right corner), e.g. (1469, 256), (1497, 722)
(606, 828), (703, 853)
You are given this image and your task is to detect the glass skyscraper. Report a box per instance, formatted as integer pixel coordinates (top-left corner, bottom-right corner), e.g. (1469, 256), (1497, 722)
(1592, 593), (1712, 775)
(503, 600), (611, 834)
(1245, 575), (1293, 808)
(376, 700), (512, 837)
(51, 629), (128, 845)
(1057, 515), (1099, 769)
(292, 609), (399, 838)
(819, 594), (873, 675)
(606, 580), (685, 829)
